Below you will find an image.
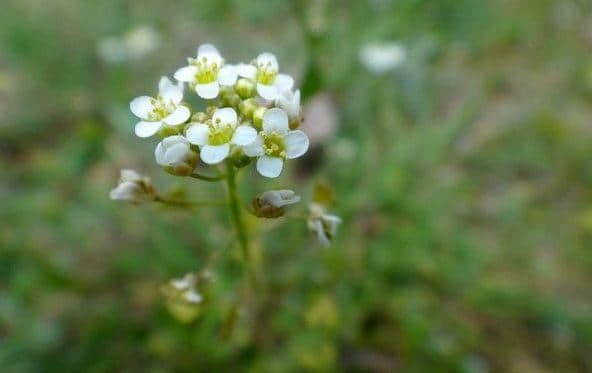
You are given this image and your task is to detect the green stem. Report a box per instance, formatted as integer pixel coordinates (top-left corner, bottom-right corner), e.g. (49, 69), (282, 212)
(189, 172), (226, 182)
(224, 159), (257, 288)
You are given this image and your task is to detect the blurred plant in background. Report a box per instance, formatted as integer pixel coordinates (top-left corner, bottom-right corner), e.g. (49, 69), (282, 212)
(2, 0), (592, 371)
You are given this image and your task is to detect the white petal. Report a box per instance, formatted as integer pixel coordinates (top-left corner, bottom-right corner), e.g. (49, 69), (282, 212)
(237, 63), (257, 79)
(120, 169), (141, 182)
(274, 74), (294, 92)
(154, 141), (166, 165)
(198, 43), (221, 59)
(186, 123), (210, 146)
(195, 82), (220, 99)
(256, 52), (278, 71)
(260, 190), (300, 207)
(134, 121), (162, 138)
(200, 144), (230, 164)
(184, 290), (203, 304)
(174, 65), (198, 83)
(159, 78), (183, 104)
(256, 156), (283, 178)
(130, 96), (153, 119)
(231, 125), (257, 146)
(165, 143), (191, 164)
(163, 105), (190, 125)
(212, 107), (237, 126)
(284, 130), (309, 159)
(109, 182), (141, 202)
(314, 219), (331, 247)
(257, 83), (278, 100)
(262, 108), (289, 134)
(218, 65), (237, 86)
(243, 135), (264, 157)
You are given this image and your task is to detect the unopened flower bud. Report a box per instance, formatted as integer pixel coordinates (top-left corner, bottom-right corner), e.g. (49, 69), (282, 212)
(221, 90), (241, 108)
(252, 189), (300, 218)
(238, 98), (258, 120)
(230, 145), (252, 168)
(252, 107), (267, 129)
(235, 78), (256, 99)
(307, 203), (342, 247)
(192, 111), (209, 123)
(154, 135), (198, 176)
(157, 123), (183, 138)
(109, 169), (155, 203)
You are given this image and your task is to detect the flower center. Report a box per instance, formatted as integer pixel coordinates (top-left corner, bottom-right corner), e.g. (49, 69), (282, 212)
(148, 96), (175, 121)
(191, 56), (219, 84)
(262, 131), (285, 158)
(208, 118), (234, 145)
(256, 61), (277, 85)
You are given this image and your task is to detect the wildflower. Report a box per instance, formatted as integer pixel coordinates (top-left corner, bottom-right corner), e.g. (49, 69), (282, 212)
(243, 108), (309, 178)
(109, 169), (155, 203)
(174, 44), (237, 99)
(237, 53), (294, 100)
(154, 135), (198, 176)
(359, 42), (406, 74)
(186, 107), (257, 165)
(252, 189), (300, 218)
(307, 203), (342, 247)
(275, 89), (302, 129)
(162, 273), (204, 323)
(130, 77), (190, 138)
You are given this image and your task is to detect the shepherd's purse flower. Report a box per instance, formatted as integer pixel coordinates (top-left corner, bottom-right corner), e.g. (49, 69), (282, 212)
(237, 52), (293, 100)
(109, 169), (155, 203)
(186, 107), (257, 165)
(155, 135), (198, 176)
(174, 44), (237, 100)
(243, 108), (309, 178)
(130, 77), (190, 138)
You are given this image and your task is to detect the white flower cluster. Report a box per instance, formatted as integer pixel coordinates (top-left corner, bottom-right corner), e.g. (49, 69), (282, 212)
(130, 44), (309, 178)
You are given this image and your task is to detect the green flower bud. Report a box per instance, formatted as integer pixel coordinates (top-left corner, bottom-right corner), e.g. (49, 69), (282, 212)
(289, 116), (302, 130)
(230, 145), (252, 168)
(157, 124), (183, 138)
(253, 107), (267, 130)
(235, 78), (256, 99)
(239, 98), (258, 120)
(221, 91), (241, 108)
(192, 111), (209, 123)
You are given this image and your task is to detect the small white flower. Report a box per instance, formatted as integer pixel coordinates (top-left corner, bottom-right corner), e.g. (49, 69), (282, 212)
(307, 203), (342, 247)
(359, 42), (406, 74)
(252, 189), (300, 218)
(186, 107), (257, 165)
(166, 273), (203, 304)
(237, 53), (294, 100)
(243, 108), (309, 178)
(154, 135), (198, 176)
(174, 44), (237, 99)
(275, 89), (301, 123)
(109, 169), (155, 203)
(130, 77), (190, 138)
(170, 273), (196, 290)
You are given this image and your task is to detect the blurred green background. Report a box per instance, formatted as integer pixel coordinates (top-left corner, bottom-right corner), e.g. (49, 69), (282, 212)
(2, 0), (592, 371)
